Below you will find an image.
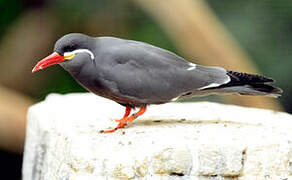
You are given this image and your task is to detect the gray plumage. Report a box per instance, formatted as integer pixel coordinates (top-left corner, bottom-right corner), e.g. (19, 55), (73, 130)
(55, 33), (282, 107)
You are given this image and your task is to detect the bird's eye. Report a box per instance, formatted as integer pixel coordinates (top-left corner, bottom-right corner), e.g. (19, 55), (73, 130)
(63, 44), (77, 53)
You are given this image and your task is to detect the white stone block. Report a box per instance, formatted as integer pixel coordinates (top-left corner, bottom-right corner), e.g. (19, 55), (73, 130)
(197, 145), (243, 176)
(22, 93), (292, 180)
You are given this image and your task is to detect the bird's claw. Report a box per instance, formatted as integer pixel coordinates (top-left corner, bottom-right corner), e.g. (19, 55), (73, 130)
(102, 116), (135, 133)
(102, 122), (127, 133)
(102, 106), (146, 133)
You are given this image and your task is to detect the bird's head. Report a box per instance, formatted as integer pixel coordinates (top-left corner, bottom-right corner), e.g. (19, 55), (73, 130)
(32, 33), (95, 73)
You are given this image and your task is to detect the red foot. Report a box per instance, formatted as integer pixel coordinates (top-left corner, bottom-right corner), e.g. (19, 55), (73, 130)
(101, 106), (146, 133)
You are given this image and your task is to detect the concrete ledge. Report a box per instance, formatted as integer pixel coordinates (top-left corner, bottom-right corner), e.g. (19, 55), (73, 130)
(22, 93), (292, 180)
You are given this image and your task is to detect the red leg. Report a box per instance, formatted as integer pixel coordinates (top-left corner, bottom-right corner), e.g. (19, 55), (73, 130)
(114, 106), (131, 122)
(125, 106), (146, 124)
(102, 106), (147, 133)
(123, 106), (131, 118)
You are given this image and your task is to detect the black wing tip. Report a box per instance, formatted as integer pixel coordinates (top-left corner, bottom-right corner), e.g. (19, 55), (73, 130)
(227, 70), (274, 84)
(223, 70), (283, 97)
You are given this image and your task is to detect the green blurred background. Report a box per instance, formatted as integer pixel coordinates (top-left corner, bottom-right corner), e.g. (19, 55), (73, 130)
(0, 0), (291, 179)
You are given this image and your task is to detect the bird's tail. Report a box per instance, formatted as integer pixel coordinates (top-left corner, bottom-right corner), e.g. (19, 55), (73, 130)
(212, 71), (283, 97)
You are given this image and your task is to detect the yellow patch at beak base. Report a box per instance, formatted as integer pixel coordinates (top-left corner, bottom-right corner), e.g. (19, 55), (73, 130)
(64, 53), (75, 60)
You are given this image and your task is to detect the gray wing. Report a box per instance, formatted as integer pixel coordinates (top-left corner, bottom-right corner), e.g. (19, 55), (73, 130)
(95, 37), (230, 104)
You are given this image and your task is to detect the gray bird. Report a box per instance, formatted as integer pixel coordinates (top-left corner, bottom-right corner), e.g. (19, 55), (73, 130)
(32, 33), (282, 133)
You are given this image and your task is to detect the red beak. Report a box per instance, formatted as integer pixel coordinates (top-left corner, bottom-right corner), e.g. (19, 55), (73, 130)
(32, 52), (65, 73)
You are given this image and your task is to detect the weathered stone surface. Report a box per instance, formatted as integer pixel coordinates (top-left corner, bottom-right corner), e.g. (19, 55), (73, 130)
(197, 145), (243, 176)
(22, 93), (292, 180)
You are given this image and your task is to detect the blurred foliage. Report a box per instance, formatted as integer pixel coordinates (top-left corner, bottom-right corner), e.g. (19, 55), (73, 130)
(0, 0), (22, 39)
(207, 0), (292, 112)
